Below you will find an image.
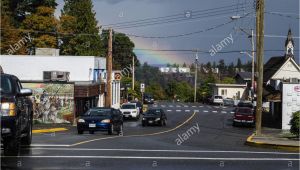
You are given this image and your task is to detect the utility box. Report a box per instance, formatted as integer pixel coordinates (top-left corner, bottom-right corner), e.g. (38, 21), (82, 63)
(282, 83), (300, 129)
(43, 71), (70, 82)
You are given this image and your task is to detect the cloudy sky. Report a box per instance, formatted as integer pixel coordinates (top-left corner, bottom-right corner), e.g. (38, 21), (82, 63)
(56, 0), (299, 65)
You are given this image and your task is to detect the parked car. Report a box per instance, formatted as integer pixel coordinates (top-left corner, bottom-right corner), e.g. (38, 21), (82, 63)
(209, 95), (224, 105)
(1, 73), (33, 155)
(237, 101), (254, 108)
(77, 107), (123, 135)
(143, 94), (154, 104)
(120, 103), (140, 119)
(142, 109), (167, 127)
(233, 107), (255, 127)
(130, 101), (143, 114)
(223, 98), (234, 106)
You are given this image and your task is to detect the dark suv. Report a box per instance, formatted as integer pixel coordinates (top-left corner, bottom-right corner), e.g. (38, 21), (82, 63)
(1, 73), (33, 155)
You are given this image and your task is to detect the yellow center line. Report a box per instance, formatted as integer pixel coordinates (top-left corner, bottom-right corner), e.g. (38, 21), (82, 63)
(70, 111), (197, 147)
(33, 128), (68, 134)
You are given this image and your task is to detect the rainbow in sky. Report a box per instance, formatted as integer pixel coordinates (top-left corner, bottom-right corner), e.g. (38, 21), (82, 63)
(132, 38), (191, 65)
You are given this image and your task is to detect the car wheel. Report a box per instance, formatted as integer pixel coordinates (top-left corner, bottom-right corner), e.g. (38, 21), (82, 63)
(163, 120), (167, 126)
(117, 124), (123, 135)
(142, 122), (146, 127)
(21, 119), (32, 145)
(108, 124), (114, 135)
(89, 130), (94, 134)
(78, 130), (84, 134)
(3, 136), (20, 156)
(160, 120), (164, 127)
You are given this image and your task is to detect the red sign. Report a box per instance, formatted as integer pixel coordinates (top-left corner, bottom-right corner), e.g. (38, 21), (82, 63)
(294, 86), (300, 92)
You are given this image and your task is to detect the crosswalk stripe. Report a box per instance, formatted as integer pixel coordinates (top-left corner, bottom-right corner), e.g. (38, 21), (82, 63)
(203, 110), (209, 113)
(167, 110), (172, 112)
(194, 110), (199, 112)
(176, 110), (181, 112)
(212, 111), (218, 113)
(221, 111), (227, 114)
(185, 110), (190, 112)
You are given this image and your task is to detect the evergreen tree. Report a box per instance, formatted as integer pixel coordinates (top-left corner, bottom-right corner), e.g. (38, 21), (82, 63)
(101, 30), (139, 70)
(21, 6), (58, 48)
(60, 0), (102, 56)
(236, 58), (242, 72)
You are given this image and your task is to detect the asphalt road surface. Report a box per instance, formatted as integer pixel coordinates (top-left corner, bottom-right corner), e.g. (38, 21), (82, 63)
(1, 101), (299, 170)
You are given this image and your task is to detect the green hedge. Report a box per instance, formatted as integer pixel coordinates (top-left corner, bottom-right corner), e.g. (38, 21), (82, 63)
(290, 111), (300, 137)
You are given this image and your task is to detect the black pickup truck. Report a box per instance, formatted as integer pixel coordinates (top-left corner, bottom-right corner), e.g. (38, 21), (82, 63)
(1, 73), (33, 155)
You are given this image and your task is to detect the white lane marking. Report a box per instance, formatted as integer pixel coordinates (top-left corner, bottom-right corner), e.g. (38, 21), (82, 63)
(212, 111), (218, 113)
(176, 110), (181, 112)
(192, 106), (196, 107)
(4, 155), (299, 161)
(199, 106), (203, 108)
(230, 111), (235, 114)
(222, 107), (228, 109)
(184, 105), (188, 107)
(161, 105), (166, 107)
(176, 105), (181, 107)
(221, 111), (227, 114)
(167, 110), (172, 112)
(30, 144), (71, 147)
(169, 105), (174, 107)
(214, 106), (220, 109)
(153, 105), (158, 107)
(203, 110), (209, 113)
(185, 110), (190, 112)
(25, 148), (300, 155)
(194, 110), (199, 112)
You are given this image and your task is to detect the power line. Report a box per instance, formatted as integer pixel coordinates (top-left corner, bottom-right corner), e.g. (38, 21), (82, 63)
(119, 12), (252, 39)
(102, 2), (252, 27)
(265, 11), (300, 19)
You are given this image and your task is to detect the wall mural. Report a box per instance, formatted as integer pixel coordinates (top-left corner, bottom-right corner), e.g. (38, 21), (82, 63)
(22, 83), (74, 124)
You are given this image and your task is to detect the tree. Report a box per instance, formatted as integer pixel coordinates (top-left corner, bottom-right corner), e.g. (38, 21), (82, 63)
(221, 77), (235, 84)
(218, 59), (225, 74)
(182, 62), (187, 67)
(21, 6), (58, 49)
(101, 30), (139, 70)
(145, 83), (166, 100)
(60, 0), (102, 56)
(236, 58), (242, 72)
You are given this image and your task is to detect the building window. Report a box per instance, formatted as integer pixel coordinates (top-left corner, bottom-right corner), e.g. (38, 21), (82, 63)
(221, 89), (227, 96)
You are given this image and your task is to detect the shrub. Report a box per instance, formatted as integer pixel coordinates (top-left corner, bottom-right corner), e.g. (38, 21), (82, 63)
(290, 111), (300, 137)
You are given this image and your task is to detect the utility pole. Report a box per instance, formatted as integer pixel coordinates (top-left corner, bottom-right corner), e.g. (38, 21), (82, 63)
(255, 0), (264, 135)
(132, 55), (135, 91)
(194, 51), (198, 103)
(251, 29), (255, 99)
(106, 28), (113, 107)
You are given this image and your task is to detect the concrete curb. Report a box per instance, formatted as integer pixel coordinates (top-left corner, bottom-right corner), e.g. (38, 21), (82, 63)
(245, 133), (300, 152)
(32, 128), (68, 134)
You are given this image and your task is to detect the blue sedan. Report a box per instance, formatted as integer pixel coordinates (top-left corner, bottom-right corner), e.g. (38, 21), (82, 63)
(77, 107), (123, 135)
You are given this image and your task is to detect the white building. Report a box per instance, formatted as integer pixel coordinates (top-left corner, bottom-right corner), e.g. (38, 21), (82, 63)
(159, 67), (190, 73)
(0, 54), (121, 123)
(210, 83), (247, 100)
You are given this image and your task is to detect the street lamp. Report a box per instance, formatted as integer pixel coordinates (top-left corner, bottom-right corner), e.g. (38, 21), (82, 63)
(240, 51), (255, 100)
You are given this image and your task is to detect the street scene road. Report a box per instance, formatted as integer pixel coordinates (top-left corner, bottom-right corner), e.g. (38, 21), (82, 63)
(1, 0), (300, 169)
(1, 102), (299, 170)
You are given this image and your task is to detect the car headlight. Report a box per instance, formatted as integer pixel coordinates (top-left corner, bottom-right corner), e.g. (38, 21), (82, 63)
(155, 118), (161, 121)
(101, 119), (111, 123)
(0, 103), (16, 116)
(78, 119), (85, 123)
(142, 118), (146, 120)
(132, 111), (137, 113)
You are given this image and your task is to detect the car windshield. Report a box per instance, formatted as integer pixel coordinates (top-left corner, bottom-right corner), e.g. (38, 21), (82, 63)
(0, 76), (12, 94)
(215, 96), (222, 99)
(237, 108), (253, 115)
(85, 109), (111, 116)
(146, 109), (161, 115)
(122, 104), (136, 109)
(238, 102), (253, 107)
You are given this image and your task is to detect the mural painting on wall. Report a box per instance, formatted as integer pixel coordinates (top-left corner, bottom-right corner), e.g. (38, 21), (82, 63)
(22, 83), (74, 124)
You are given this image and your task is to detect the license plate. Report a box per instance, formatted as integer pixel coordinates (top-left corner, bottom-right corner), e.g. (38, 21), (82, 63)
(125, 115), (129, 117)
(148, 121), (153, 124)
(89, 124), (96, 128)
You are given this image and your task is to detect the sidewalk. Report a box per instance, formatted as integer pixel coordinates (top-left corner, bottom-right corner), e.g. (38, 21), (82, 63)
(32, 123), (73, 133)
(246, 128), (300, 152)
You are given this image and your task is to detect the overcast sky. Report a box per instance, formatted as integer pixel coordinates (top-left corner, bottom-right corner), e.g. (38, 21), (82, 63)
(56, 0), (299, 66)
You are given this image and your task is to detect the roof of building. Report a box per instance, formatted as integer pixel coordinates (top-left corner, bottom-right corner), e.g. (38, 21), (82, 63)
(235, 72), (252, 80)
(263, 56), (287, 82)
